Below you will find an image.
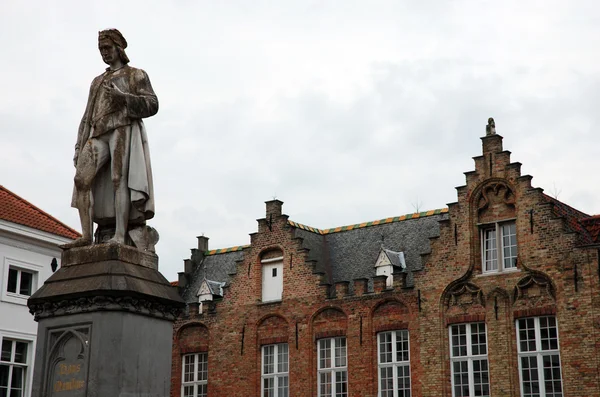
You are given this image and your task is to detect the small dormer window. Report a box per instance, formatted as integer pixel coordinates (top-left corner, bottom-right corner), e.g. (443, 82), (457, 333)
(375, 249), (406, 288)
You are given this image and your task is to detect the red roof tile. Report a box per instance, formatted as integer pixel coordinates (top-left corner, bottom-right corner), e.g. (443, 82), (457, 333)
(542, 194), (593, 245)
(581, 215), (600, 245)
(0, 185), (80, 240)
(170, 281), (179, 287)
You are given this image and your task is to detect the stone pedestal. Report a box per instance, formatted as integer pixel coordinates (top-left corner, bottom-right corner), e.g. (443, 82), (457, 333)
(27, 244), (185, 397)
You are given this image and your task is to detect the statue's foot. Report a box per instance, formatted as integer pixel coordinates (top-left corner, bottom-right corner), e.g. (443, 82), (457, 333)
(60, 237), (92, 249)
(105, 237), (125, 246)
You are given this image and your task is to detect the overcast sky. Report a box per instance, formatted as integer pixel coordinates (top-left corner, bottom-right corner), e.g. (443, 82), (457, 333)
(1, 1), (599, 282)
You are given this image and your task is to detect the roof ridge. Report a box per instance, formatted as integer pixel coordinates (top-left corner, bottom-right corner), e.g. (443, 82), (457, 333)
(203, 208), (449, 256)
(0, 185), (80, 238)
(289, 207), (449, 235)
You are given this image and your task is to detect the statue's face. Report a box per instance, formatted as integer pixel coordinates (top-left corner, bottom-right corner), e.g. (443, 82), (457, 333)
(98, 38), (119, 65)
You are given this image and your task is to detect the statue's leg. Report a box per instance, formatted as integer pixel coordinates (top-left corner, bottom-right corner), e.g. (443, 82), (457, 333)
(107, 126), (131, 244)
(63, 138), (110, 248)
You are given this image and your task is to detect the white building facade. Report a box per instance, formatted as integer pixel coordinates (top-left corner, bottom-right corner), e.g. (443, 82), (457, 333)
(0, 186), (78, 397)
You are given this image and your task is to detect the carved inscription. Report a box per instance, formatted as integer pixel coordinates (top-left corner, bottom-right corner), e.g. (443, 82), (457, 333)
(45, 325), (91, 396)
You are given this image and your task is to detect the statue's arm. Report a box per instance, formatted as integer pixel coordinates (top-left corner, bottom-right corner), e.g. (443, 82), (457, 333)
(124, 69), (159, 119)
(74, 81), (96, 165)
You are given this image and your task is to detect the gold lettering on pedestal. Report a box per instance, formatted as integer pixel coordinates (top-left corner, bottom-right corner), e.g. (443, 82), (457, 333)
(53, 379), (86, 392)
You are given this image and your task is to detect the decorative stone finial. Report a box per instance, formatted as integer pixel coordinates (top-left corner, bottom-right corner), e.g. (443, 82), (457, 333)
(486, 118), (496, 136)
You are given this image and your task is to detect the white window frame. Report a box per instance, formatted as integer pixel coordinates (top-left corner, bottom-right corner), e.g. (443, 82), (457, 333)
(377, 330), (411, 397)
(0, 334), (34, 397)
(261, 256), (284, 302)
(261, 343), (289, 397)
(481, 220), (518, 274)
(317, 337), (348, 397)
(181, 352), (208, 397)
(516, 316), (563, 397)
(1, 258), (42, 305)
(449, 323), (490, 397)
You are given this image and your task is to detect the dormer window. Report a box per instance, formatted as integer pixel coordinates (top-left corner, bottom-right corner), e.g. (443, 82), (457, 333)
(481, 221), (517, 273)
(197, 278), (224, 313)
(375, 249), (406, 287)
(262, 255), (283, 302)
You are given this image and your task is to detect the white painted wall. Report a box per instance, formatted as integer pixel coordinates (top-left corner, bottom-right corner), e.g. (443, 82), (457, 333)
(262, 260), (283, 302)
(0, 220), (71, 397)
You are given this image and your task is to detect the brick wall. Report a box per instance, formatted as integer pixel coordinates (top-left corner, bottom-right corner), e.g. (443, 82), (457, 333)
(171, 136), (600, 396)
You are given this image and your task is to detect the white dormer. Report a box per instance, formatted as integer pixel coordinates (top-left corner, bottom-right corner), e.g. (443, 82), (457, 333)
(374, 249), (406, 287)
(197, 278), (225, 313)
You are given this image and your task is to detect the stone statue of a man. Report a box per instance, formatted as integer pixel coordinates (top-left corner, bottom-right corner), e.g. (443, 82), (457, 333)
(65, 29), (158, 249)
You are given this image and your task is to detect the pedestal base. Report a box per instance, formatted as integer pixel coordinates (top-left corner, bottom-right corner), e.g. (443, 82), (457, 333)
(27, 243), (185, 397)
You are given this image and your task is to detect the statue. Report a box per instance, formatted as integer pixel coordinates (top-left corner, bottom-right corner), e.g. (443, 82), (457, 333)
(486, 117), (496, 135)
(64, 29), (158, 249)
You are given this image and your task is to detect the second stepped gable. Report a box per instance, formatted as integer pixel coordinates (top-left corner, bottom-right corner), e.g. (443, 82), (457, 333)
(421, 118), (597, 325)
(177, 200), (449, 308)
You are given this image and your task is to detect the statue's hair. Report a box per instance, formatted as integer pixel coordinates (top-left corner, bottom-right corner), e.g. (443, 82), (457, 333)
(98, 29), (130, 64)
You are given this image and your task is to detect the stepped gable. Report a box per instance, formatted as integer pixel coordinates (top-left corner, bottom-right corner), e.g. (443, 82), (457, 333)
(542, 193), (594, 245)
(0, 185), (80, 239)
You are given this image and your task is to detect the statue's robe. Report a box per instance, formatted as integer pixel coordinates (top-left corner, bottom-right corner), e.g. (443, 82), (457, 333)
(72, 65), (158, 226)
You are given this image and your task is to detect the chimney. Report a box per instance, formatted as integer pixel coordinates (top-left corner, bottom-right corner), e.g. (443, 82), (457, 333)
(197, 236), (209, 252)
(265, 199), (284, 218)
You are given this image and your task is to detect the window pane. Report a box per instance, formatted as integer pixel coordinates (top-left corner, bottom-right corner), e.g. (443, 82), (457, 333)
(335, 371), (347, 397)
(451, 325), (467, 357)
(543, 354), (563, 396)
(0, 364), (8, 386)
(470, 323), (487, 356)
(198, 383), (207, 397)
(278, 375), (289, 397)
(183, 355), (195, 383)
(18, 272), (32, 296)
(502, 223), (517, 269)
(183, 385), (194, 397)
(484, 228), (498, 271)
(197, 353), (207, 382)
(379, 332), (392, 364)
(319, 372), (332, 397)
(278, 344), (289, 373)
(521, 356), (540, 397)
(397, 364), (411, 397)
(13, 343), (27, 365)
(334, 338), (346, 368)
(0, 341), (11, 362)
(540, 317), (559, 351)
(10, 367), (24, 397)
(7, 269), (18, 294)
(380, 366), (393, 397)
(263, 345), (274, 374)
(453, 360), (469, 397)
(396, 330), (409, 362)
(472, 359), (489, 397)
(319, 339), (331, 369)
(518, 318), (537, 352)
(263, 377), (274, 397)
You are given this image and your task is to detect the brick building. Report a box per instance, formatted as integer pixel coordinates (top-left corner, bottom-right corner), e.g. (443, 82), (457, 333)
(171, 128), (600, 397)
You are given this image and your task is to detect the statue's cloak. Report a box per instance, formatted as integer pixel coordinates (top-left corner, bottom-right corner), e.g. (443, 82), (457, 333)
(71, 65), (158, 226)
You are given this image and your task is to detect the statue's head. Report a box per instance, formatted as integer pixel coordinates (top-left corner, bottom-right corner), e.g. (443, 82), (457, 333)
(98, 29), (130, 65)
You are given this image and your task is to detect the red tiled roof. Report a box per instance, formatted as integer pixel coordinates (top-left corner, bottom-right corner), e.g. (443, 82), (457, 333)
(542, 194), (593, 245)
(581, 215), (600, 245)
(170, 281), (179, 287)
(0, 185), (80, 240)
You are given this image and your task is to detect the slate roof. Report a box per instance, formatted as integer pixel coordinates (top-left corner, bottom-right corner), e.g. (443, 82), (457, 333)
(180, 209), (448, 302)
(0, 185), (80, 240)
(382, 249), (406, 269)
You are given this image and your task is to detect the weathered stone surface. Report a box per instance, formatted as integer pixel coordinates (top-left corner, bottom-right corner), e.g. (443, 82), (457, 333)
(28, 244), (183, 321)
